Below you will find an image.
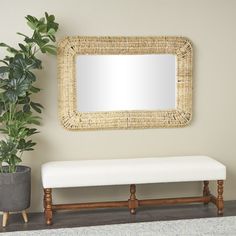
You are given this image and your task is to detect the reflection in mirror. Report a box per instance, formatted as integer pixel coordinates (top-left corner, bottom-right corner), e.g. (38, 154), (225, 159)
(76, 55), (176, 112)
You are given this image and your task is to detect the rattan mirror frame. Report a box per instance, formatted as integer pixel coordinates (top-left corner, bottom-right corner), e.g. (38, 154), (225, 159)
(58, 36), (193, 130)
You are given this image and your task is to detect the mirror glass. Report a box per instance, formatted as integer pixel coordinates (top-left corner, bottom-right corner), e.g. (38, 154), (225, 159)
(76, 54), (176, 112)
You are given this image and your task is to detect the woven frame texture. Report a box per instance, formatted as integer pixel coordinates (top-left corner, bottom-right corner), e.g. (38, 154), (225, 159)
(58, 36), (193, 130)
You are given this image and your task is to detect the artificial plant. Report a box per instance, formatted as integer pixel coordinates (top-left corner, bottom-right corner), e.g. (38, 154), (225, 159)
(0, 13), (59, 173)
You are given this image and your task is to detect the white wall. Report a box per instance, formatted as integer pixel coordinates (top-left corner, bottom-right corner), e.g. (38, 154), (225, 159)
(0, 0), (236, 212)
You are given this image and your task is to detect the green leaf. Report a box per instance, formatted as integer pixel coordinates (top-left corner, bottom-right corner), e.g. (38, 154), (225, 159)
(0, 60), (8, 65)
(24, 37), (35, 44)
(6, 47), (19, 55)
(18, 43), (27, 52)
(0, 139), (18, 160)
(12, 155), (22, 163)
(18, 95), (30, 105)
(0, 66), (9, 74)
(31, 58), (42, 69)
(48, 35), (56, 42)
(39, 17), (45, 23)
(17, 139), (26, 149)
(23, 104), (30, 113)
(26, 71), (36, 82)
(40, 48), (46, 53)
(17, 129), (28, 139)
(26, 128), (39, 136)
(0, 111), (9, 122)
(25, 15), (37, 23)
(4, 90), (18, 102)
(45, 12), (55, 22)
(8, 77), (31, 98)
(27, 21), (36, 30)
(43, 45), (57, 55)
(30, 102), (43, 113)
(0, 43), (5, 47)
(26, 15), (38, 30)
(24, 115), (41, 125)
(18, 139), (36, 151)
(29, 86), (41, 93)
(0, 79), (7, 87)
(45, 12), (58, 32)
(47, 28), (56, 35)
(0, 128), (8, 133)
(38, 24), (47, 33)
(0, 43), (9, 47)
(17, 32), (28, 38)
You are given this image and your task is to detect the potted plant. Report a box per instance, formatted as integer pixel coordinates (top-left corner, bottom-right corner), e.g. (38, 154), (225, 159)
(0, 12), (59, 227)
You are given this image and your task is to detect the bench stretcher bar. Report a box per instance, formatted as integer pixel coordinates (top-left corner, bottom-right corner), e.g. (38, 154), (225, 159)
(43, 180), (224, 225)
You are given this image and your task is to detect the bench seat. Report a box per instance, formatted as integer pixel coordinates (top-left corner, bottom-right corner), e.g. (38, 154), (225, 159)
(42, 155), (226, 188)
(41, 155), (226, 225)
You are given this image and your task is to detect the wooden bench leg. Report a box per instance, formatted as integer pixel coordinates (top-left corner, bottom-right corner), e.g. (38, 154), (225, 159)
(203, 180), (211, 204)
(2, 212), (9, 227)
(22, 210), (28, 223)
(217, 180), (224, 216)
(128, 184), (139, 214)
(44, 188), (53, 225)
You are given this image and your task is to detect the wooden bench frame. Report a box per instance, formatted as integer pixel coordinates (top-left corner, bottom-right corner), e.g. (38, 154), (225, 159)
(43, 180), (224, 225)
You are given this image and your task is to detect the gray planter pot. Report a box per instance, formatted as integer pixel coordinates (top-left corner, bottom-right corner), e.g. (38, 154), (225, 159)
(0, 166), (31, 212)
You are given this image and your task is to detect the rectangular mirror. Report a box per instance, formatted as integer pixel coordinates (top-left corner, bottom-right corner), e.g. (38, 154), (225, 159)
(76, 54), (176, 112)
(58, 36), (193, 130)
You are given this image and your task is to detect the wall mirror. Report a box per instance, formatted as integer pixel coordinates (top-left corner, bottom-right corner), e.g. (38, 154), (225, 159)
(58, 36), (192, 130)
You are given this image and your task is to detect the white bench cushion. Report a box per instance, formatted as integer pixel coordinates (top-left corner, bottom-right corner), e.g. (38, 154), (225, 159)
(41, 156), (226, 188)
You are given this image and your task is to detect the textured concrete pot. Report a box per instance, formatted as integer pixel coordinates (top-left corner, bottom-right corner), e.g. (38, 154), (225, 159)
(0, 166), (31, 212)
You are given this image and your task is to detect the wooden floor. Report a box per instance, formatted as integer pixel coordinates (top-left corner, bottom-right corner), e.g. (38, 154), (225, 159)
(1, 201), (236, 233)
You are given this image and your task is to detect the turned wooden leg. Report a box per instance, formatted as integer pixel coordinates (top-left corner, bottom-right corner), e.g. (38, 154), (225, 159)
(217, 180), (224, 216)
(22, 210), (28, 223)
(203, 180), (211, 204)
(128, 184), (138, 214)
(2, 212), (9, 227)
(44, 188), (53, 225)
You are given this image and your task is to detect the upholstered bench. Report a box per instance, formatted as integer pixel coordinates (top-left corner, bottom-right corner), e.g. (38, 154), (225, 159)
(41, 155), (226, 225)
